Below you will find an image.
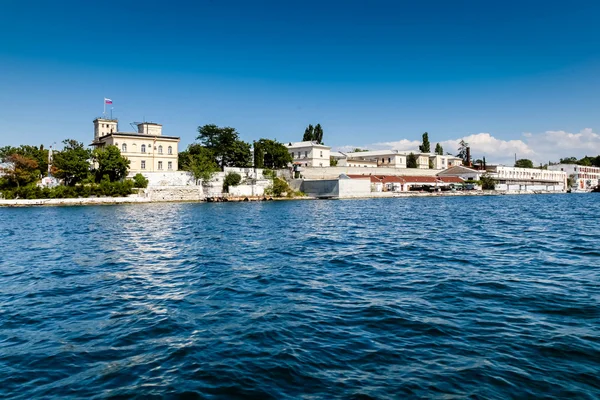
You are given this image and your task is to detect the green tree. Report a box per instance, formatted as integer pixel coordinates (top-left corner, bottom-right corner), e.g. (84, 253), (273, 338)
(223, 172), (242, 192)
(0, 145), (49, 177)
(1, 154), (40, 188)
(407, 153), (418, 168)
(435, 143), (443, 155)
(132, 173), (149, 188)
(181, 145), (219, 183)
(92, 146), (130, 182)
(457, 139), (469, 163)
(303, 124), (314, 141)
(330, 156), (338, 166)
(301, 124), (324, 143)
(197, 124), (252, 168)
(352, 148), (369, 152)
(480, 174), (496, 190)
(53, 139), (91, 186)
(254, 138), (293, 169)
(0, 146), (17, 162)
(419, 132), (431, 153)
(314, 124), (324, 144)
(559, 157), (578, 164)
(578, 156), (593, 166)
(514, 159), (534, 168)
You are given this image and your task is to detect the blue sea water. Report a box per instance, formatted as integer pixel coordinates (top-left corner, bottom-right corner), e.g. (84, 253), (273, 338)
(1, 194), (599, 399)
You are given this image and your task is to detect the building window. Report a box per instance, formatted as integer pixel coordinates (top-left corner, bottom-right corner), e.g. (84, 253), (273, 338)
(305, 151), (308, 158)
(158, 145), (163, 154)
(388, 158), (391, 163)
(320, 151), (323, 157)
(168, 146), (172, 155)
(168, 161), (172, 170)
(141, 144), (146, 153)
(122, 143), (127, 152)
(158, 161), (163, 170)
(141, 160), (146, 169)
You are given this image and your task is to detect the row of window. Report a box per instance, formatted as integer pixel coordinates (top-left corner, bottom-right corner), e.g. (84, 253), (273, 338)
(290, 151), (324, 158)
(140, 161), (173, 170)
(116, 144), (173, 154)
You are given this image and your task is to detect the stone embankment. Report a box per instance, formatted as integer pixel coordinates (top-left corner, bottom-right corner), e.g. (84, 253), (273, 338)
(0, 189), (568, 207)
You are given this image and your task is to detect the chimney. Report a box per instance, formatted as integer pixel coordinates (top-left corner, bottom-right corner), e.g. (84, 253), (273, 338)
(466, 147), (471, 167)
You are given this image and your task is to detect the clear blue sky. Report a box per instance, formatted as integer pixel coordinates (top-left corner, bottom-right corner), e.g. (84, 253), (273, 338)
(1, 0), (599, 153)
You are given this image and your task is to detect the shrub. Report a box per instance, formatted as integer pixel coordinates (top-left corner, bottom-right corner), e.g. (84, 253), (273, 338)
(262, 169), (276, 179)
(223, 172), (242, 192)
(265, 177), (291, 197)
(480, 174), (496, 190)
(133, 173), (149, 188)
(0, 181), (135, 199)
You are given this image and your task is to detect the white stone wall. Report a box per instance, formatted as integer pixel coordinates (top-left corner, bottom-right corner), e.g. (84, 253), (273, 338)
(135, 171), (197, 186)
(299, 178), (371, 198)
(338, 179), (372, 198)
(228, 185), (266, 197)
(145, 186), (204, 201)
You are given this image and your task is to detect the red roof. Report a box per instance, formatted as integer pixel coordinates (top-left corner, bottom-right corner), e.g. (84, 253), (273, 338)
(400, 176), (438, 183)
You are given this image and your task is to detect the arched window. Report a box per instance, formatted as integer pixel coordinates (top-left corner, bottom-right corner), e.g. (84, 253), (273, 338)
(158, 145), (163, 154)
(122, 143), (127, 152)
(141, 144), (146, 153)
(168, 146), (172, 155)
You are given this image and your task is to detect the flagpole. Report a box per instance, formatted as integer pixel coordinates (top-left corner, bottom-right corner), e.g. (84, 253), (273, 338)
(103, 98), (106, 117)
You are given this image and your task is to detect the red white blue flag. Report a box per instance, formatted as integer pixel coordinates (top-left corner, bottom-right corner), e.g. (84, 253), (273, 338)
(104, 98), (113, 104)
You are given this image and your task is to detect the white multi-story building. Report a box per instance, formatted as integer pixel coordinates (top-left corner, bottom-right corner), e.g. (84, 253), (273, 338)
(286, 141), (331, 167)
(336, 150), (462, 170)
(91, 118), (180, 174)
(548, 164), (600, 191)
(488, 165), (567, 192)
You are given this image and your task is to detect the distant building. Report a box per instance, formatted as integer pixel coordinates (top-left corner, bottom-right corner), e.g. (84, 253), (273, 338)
(335, 150), (462, 170)
(91, 118), (180, 174)
(487, 165), (566, 192)
(548, 164), (600, 191)
(286, 141), (331, 167)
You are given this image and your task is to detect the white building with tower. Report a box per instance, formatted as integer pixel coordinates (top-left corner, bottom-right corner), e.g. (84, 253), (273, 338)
(91, 118), (180, 175)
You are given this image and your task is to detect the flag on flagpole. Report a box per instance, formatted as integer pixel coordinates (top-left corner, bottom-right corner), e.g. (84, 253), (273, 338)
(104, 98), (113, 104)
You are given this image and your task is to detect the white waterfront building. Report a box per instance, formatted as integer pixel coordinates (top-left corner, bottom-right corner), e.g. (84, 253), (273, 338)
(547, 164), (600, 191)
(488, 165), (567, 192)
(336, 150), (462, 170)
(286, 141), (331, 167)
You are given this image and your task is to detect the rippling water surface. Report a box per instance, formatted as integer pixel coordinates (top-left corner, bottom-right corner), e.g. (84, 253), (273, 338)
(1, 195), (600, 399)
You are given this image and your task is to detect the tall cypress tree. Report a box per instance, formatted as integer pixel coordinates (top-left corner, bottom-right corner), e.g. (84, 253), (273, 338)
(303, 124), (314, 142)
(314, 124), (324, 144)
(435, 143), (443, 155)
(419, 132), (431, 153)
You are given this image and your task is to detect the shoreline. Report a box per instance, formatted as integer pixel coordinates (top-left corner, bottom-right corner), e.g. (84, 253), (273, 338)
(0, 190), (573, 208)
